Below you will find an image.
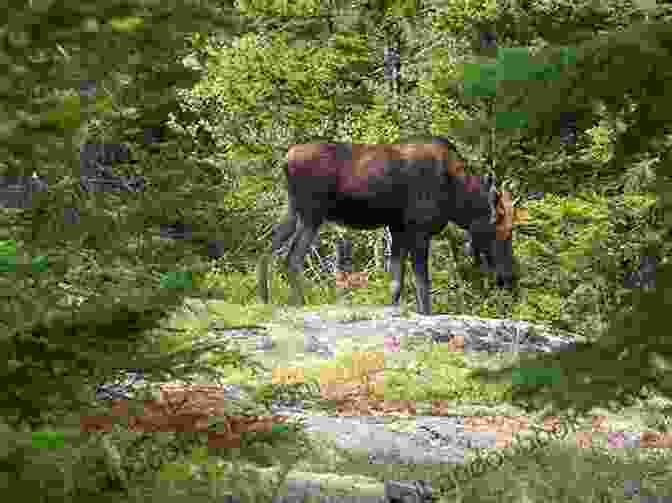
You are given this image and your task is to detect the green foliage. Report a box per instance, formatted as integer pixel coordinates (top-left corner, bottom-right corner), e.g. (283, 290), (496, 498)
(159, 271), (197, 291)
(194, 269), (254, 303)
(251, 381), (323, 414)
(431, 0), (499, 36)
(470, 189), (670, 419)
(0, 428), (130, 501)
(346, 271), (397, 307)
(213, 174), (279, 264)
(178, 427), (315, 503)
(642, 406), (672, 434)
(184, 29), (372, 155)
(1, 285), (234, 430)
(462, 62), (498, 98)
(349, 101), (401, 143)
(2, 0), (671, 499)
(29, 429), (68, 450)
(0, 3), (301, 500)
(0, 239), (49, 274)
(236, 0), (323, 17)
(462, 46), (576, 101)
(388, 344), (515, 403)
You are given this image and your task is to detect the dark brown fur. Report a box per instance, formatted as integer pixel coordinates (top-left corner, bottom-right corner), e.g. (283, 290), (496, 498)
(258, 138), (517, 314)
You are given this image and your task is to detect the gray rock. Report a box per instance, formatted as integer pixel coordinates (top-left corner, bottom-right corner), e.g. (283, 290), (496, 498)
(402, 315), (578, 354)
(623, 479), (642, 498)
(385, 480), (434, 503)
(303, 313), (328, 328)
(271, 478), (325, 503)
(304, 331), (336, 358)
(202, 328), (266, 347)
(413, 417), (499, 451)
(256, 335), (276, 351)
(271, 479), (386, 503)
(294, 313), (578, 358)
(267, 413), (467, 467)
(378, 306), (404, 318)
(79, 79), (98, 98)
(621, 431), (642, 448)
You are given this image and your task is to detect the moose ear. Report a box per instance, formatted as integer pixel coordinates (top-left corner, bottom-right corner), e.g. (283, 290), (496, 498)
(512, 207), (529, 225)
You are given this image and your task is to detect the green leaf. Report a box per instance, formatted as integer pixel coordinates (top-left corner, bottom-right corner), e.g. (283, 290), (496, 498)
(31, 255), (49, 273)
(512, 367), (561, 386)
(0, 255), (19, 273)
(559, 46), (577, 67)
(30, 430), (67, 450)
(495, 111), (529, 130)
(0, 240), (18, 255)
(462, 62), (497, 98)
(43, 94), (82, 130)
(270, 424), (290, 434)
(108, 16), (144, 33)
(160, 271), (195, 290)
(496, 47), (533, 81)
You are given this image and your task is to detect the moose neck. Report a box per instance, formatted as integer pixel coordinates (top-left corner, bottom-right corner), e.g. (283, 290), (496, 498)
(449, 178), (493, 231)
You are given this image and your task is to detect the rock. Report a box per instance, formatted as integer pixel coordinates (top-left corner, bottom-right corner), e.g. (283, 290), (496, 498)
(206, 239), (225, 259)
(201, 327), (268, 349)
(303, 313), (328, 329)
(385, 480), (435, 503)
(304, 331), (336, 358)
(79, 79), (98, 98)
(404, 314), (578, 354)
(623, 255), (657, 290)
(271, 478), (325, 503)
(0, 174), (46, 209)
(623, 479), (642, 498)
(295, 312), (578, 358)
(379, 306), (403, 318)
(256, 335), (276, 351)
(95, 370), (148, 401)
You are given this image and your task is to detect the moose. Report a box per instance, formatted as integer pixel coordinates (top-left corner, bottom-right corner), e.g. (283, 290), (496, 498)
(257, 137), (524, 315)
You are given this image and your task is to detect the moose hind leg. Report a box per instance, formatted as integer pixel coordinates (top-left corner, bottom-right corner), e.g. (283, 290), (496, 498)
(271, 215), (299, 253)
(412, 234), (432, 315)
(388, 230), (407, 306)
(257, 212), (299, 304)
(286, 221), (319, 306)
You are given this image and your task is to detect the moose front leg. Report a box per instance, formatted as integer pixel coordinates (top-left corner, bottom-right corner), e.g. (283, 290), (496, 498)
(412, 234), (432, 315)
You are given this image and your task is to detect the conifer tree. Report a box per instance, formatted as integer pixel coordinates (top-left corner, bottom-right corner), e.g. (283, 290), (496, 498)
(0, 0), (261, 431)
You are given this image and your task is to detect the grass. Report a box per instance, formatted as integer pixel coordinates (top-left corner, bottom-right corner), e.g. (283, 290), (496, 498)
(105, 396), (672, 503)
(19, 288), (672, 503)
(289, 431), (672, 503)
(96, 296), (672, 503)
(17, 405), (672, 503)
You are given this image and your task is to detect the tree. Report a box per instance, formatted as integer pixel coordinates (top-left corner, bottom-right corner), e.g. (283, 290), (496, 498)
(0, 5), (283, 499)
(466, 15), (672, 419)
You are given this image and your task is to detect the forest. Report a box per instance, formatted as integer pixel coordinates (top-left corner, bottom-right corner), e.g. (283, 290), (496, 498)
(0, 0), (670, 501)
